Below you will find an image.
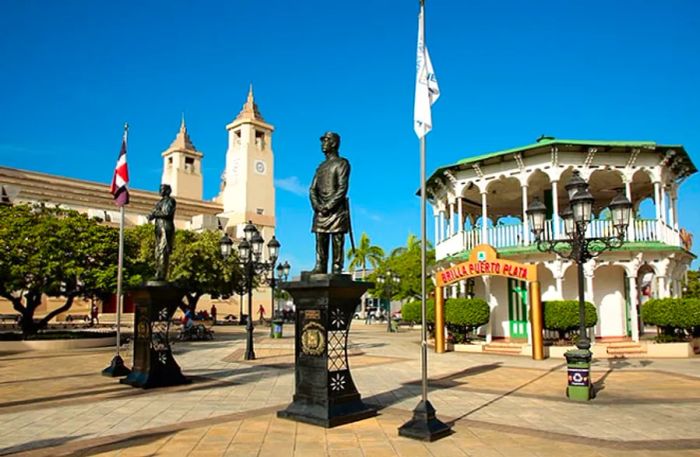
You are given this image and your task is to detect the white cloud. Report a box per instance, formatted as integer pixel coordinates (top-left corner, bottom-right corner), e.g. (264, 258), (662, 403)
(356, 205), (382, 222)
(275, 176), (307, 196)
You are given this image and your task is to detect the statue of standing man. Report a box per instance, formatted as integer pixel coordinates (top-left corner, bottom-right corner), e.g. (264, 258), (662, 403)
(310, 132), (350, 275)
(148, 184), (176, 281)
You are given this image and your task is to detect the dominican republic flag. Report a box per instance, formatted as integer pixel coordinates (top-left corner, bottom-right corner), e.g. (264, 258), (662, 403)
(414, 0), (440, 139)
(110, 127), (130, 206)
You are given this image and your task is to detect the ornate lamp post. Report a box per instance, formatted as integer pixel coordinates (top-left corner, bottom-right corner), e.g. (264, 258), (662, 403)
(220, 220), (281, 360)
(272, 261), (291, 318)
(377, 270), (400, 333)
(526, 170), (631, 400)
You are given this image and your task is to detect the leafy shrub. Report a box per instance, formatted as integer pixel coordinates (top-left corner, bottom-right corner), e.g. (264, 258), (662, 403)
(445, 298), (489, 343)
(543, 300), (597, 341)
(400, 299), (435, 323)
(401, 301), (421, 324)
(641, 298), (700, 338)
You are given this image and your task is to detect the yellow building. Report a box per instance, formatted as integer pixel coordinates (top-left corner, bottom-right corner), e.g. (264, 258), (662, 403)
(0, 87), (277, 321)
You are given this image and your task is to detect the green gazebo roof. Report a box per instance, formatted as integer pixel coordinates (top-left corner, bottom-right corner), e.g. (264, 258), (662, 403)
(426, 137), (696, 187)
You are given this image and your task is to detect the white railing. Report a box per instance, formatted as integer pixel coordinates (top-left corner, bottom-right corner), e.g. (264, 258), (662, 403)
(633, 219), (656, 242)
(436, 218), (682, 259)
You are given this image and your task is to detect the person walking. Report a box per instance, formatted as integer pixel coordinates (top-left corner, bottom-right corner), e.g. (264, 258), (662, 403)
(91, 303), (99, 326)
(210, 304), (217, 326)
(258, 304), (266, 324)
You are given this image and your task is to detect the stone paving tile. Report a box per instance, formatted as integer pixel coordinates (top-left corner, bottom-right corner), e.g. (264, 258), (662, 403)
(1, 325), (699, 456)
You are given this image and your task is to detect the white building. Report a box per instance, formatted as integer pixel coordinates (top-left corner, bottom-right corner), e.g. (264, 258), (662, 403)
(427, 137), (695, 343)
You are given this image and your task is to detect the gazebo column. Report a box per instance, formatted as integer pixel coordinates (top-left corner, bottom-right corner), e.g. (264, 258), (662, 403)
(439, 210), (445, 243)
(521, 184), (529, 245)
(484, 276), (493, 343)
(584, 262), (596, 344)
(446, 204), (453, 238)
(653, 181), (662, 237)
(554, 261), (565, 299)
(657, 276), (668, 298)
(625, 179), (635, 241)
(551, 181), (560, 239)
(669, 186), (679, 231)
(457, 197), (464, 233)
(660, 185), (668, 224)
(481, 191), (488, 244)
(628, 275), (640, 342)
(434, 213), (439, 245)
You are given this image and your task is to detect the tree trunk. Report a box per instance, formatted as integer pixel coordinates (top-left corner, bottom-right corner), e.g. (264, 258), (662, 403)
(39, 293), (78, 334)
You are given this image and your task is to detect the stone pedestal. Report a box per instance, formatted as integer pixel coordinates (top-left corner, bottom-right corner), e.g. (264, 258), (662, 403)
(277, 273), (376, 428)
(121, 282), (190, 389)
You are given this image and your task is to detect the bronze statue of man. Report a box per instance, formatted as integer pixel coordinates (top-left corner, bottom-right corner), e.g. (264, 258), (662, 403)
(310, 131), (350, 274)
(148, 184), (176, 281)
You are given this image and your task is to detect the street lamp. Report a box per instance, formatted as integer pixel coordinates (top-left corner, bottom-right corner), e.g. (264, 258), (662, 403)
(377, 270), (401, 333)
(271, 260), (291, 319)
(526, 170), (631, 400)
(220, 221), (281, 360)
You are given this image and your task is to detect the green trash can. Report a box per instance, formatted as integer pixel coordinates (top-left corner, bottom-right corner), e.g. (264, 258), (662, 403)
(564, 349), (596, 401)
(270, 319), (284, 338)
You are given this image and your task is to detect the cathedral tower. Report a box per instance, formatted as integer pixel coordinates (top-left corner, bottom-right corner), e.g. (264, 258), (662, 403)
(219, 86), (276, 241)
(161, 117), (203, 200)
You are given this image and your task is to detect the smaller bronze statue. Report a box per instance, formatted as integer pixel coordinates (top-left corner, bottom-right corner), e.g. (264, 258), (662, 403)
(148, 184), (176, 281)
(310, 132), (351, 274)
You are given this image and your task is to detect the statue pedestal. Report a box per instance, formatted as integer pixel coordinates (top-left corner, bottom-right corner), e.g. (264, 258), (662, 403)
(277, 273), (376, 428)
(121, 282), (190, 389)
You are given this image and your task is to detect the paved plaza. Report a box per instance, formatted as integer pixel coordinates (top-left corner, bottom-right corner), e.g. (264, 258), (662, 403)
(0, 323), (698, 456)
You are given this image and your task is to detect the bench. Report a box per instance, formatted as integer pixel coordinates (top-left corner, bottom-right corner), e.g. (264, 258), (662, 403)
(0, 314), (21, 323)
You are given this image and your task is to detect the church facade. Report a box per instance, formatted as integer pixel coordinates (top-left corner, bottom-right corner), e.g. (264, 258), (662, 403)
(0, 87), (277, 320)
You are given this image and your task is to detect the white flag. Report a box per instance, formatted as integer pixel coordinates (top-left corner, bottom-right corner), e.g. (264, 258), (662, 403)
(414, 4), (440, 139)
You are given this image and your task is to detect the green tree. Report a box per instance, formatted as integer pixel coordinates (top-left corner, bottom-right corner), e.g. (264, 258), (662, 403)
(372, 234), (435, 301)
(684, 270), (700, 299)
(169, 230), (243, 312)
(0, 204), (120, 337)
(346, 232), (384, 279)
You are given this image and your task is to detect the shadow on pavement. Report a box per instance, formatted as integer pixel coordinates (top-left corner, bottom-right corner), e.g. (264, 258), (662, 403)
(363, 363), (504, 410)
(0, 434), (87, 456)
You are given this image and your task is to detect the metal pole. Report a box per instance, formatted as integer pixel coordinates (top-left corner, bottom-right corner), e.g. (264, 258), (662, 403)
(575, 227), (589, 350)
(420, 135), (428, 403)
(245, 256), (255, 360)
(116, 205), (124, 357)
(271, 274), (276, 319)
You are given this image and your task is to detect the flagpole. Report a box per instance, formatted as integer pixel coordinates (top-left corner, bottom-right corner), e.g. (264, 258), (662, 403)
(420, 137), (428, 404)
(399, 0), (451, 441)
(419, 0), (429, 407)
(103, 123), (131, 377)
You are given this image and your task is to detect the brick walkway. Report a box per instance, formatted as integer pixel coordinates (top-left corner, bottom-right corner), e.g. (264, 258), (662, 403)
(0, 324), (698, 456)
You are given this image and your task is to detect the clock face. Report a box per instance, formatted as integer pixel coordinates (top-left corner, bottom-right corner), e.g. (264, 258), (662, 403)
(254, 160), (266, 175)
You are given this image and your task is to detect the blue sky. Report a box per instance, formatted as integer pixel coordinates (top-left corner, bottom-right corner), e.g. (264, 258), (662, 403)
(1, 1), (699, 273)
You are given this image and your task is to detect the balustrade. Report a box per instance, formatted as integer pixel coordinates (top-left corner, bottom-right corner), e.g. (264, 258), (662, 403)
(437, 218), (681, 258)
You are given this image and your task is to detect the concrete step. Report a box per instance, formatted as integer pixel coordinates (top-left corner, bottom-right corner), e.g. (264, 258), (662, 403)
(483, 343), (523, 355)
(606, 342), (647, 355)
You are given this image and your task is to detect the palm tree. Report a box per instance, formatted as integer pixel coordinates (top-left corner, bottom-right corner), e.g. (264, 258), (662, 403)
(347, 232), (384, 279)
(390, 233), (431, 257)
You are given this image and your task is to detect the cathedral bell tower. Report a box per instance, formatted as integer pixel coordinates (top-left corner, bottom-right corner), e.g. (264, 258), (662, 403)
(161, 116), (204, 201)
(219, 86), (276, 241)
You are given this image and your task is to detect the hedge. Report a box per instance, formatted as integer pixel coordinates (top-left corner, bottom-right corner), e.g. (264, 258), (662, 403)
(445, 298), (490, 328)
(445, 298), (490, 343)
(543, 300), (597, 340)
(400, 299), (435, 324)
(641, 298), (700, 337)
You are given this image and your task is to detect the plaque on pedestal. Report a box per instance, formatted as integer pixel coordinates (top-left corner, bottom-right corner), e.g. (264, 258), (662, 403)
(121, 282), (190, 389)
(277, 273), (376, 428)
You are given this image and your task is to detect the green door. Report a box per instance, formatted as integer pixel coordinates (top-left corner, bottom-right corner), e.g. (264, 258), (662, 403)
(508, 279), (529, 339)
